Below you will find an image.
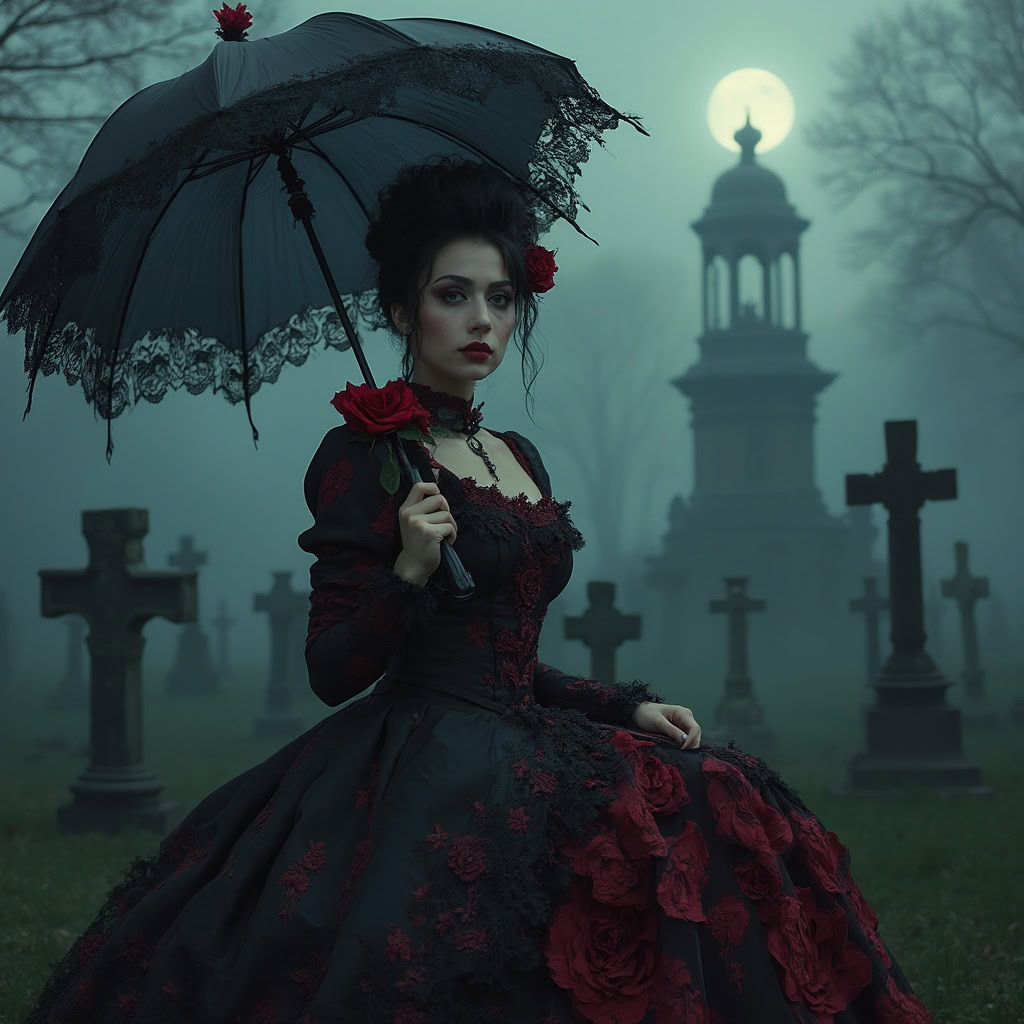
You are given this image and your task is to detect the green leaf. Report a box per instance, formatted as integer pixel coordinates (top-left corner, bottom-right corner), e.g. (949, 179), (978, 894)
(380, 451), (401, 494)
(396, 427), (434, 442)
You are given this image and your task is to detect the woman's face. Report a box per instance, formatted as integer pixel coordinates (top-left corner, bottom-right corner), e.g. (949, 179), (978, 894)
(391, 236), (517, 401)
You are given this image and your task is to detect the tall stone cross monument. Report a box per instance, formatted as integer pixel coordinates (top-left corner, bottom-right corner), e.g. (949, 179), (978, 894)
(39, 509), (196, 834)
(841, 420), (987, 795)
(708, 576), (774, 753)
(941, 540), (999, 730)
(165, 534), (219, 694)
(563, 580), (641, 685)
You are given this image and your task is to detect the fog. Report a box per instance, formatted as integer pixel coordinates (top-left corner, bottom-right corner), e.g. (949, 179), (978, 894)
(2, 0), (1020, 704)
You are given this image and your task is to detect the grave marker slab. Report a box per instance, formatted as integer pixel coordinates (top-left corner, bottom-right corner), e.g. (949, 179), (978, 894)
(563, 580), (641, 686)
(708, 577), (774, 753)
(838, 420), (988, 796)
(941, 541), (1000, 730)
(39, 509), (195, 835)
(252, 572), (305, 736)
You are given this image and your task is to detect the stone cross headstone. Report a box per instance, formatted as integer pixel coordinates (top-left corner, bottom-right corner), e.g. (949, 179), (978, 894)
(562, 580), (641, 686)
(290, 588), (314, 699)
(941, 541), (999, 730)
(211, 599), (235, 678)
(708, 577), (774, 753)
(252, 572), (305, 736)
(46, 615), (89, 712)
(165, 535), (219, 695)
(849, 577), (889, 688)
(39, 509), (196, 835)
(839, 420), (987, 796)
(924, 578), (946, 666)
(980, 588), (1013, 668)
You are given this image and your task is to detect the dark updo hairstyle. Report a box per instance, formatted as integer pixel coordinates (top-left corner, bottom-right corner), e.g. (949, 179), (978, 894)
(364, 154), (544, 421)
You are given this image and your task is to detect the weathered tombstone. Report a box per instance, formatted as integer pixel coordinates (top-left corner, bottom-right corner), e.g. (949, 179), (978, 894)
(849, 577), (889, 690)
(46, 615), (89, 712)
(980, 587), (1013, 668)
(165, 535), (219, 695)
(252, 572), (304, 736)
(211, 599), (235, 678)
(924, 578), (946, 666)
(563, 580), (641, 687)
(941, 541), (1000, 730)
(289, 588), (314, 699)
(708, 577), (774, 753)
(39, 509), (196, 835)
(0, 590), (11, 689)
(836, 420), (988, 796)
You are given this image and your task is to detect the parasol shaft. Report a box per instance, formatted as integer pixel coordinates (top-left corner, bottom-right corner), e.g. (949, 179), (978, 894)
(273, 143), (475, 599)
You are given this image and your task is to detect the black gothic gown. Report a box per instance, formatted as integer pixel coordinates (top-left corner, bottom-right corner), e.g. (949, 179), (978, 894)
(23, 424), (933, 1024)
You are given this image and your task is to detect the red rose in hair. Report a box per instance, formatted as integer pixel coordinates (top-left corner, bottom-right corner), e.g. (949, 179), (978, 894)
(544, 880), (658, 1024)
(331, 379), (431, 436)
(525, 244), (558, 292)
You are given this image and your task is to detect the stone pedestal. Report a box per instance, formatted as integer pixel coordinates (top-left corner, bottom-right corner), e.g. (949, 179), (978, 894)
(57, 764), (180, 836)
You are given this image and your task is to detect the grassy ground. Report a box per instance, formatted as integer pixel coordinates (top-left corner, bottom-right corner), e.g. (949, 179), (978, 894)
(1, 668), (1021, 1023)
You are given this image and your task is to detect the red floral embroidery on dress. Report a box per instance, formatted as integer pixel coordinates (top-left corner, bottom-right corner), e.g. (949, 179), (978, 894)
(276, 839), (327, 924)
(874, 975), (934, 1022)
(337, 838), (374, 925)
(544, 877), (660, 1024)
(652, 954), (728, 1023)
(655, 822), (711, 922)
(707, 892), (749, 945)
(765, 884), (874, 1017)
(316, 458), (355, 514)
(464, 614), (489, 646)
(355, 759), (380, 809)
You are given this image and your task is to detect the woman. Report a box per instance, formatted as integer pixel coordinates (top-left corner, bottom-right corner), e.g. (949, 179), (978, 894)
(23, 156), (932, 1024)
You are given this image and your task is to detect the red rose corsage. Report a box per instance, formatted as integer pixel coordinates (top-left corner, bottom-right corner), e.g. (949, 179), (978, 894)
(525, 244), (558, 293)
(330, 379), (436, 493)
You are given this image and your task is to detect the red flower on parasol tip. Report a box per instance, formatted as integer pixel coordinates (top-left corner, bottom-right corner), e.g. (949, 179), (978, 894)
(214, 3), (253, 42)
(525, 244), (558, 293)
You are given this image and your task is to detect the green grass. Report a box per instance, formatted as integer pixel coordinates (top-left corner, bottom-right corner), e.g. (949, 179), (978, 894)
(1, 668), (1022, 1023)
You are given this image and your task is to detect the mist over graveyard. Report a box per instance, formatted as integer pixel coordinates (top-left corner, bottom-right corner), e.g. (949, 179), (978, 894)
(1, 0), (1021, 742)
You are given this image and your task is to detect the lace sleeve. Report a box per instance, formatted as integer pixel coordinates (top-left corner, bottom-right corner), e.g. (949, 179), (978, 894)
(297, 425), (440, 707)
(532, 663), (666, 727)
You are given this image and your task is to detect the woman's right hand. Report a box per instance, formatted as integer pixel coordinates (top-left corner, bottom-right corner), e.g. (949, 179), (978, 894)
(394, 479), (458, 584)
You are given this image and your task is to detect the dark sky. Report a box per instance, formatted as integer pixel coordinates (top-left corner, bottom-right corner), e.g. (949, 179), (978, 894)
(3, 0), (1019, 680)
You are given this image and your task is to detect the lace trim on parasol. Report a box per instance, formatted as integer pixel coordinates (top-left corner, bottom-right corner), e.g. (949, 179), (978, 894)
(4, 43), (644, 453)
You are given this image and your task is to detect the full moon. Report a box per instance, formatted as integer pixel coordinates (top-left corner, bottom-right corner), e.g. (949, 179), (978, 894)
(706, 69), (795, 154)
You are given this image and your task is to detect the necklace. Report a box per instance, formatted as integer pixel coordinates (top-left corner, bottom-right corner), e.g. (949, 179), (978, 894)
(406, 380), (501, 483)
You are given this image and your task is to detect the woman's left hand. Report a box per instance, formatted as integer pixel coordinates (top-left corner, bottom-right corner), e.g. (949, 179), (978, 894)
(631, 702), (702, 750)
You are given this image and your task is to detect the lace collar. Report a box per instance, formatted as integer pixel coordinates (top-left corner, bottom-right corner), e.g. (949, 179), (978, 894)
(406, 380), (485, 436)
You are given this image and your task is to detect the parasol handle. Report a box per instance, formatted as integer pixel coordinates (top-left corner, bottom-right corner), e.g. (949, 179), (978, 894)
(273, 141), (476, 600)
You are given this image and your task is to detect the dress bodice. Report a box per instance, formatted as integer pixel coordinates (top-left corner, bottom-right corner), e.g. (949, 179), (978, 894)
(298, 423), (663, 726)
(380, 430), (587, 711)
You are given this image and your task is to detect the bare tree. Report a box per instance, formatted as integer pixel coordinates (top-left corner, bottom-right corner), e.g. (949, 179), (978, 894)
(804, 0), (1024, 361)
(0, 0), (288, 242)
(532, 255), (686, 577)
